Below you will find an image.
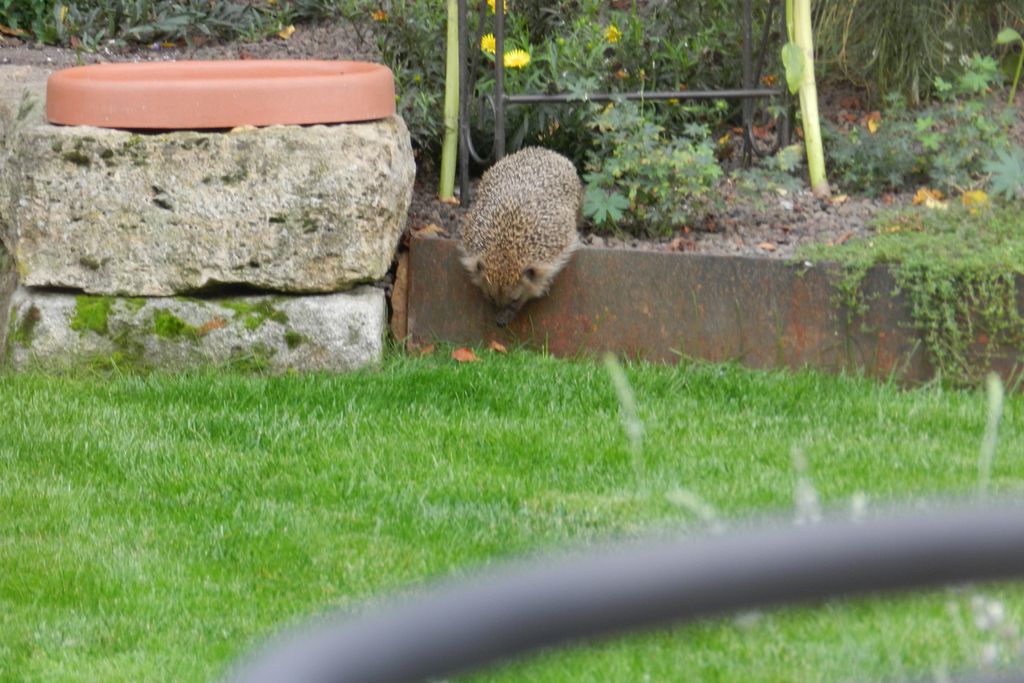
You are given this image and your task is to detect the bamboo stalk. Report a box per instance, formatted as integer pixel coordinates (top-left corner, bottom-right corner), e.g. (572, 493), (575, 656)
(438, 0), (460, 201)
(788, 0), (830, 199)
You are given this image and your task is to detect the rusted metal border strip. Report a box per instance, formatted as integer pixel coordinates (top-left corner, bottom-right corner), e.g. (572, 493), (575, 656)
(407, 235), (946, 381)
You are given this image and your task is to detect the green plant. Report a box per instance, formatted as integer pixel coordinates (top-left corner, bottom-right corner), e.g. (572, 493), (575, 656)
(984, 147), (1024, 200)
(0, 0), (59, 43)
(782, 0), (830, 197)
(825, 60), (1017, 195)
(800, 204), (1024, 385)
(996, 27), (1024, 103)
(582, 100), (722, 237)
(813, 0), (1022, 103)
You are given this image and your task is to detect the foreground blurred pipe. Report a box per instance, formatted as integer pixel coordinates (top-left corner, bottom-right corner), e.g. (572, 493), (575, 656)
(229, 502), (1024, 683)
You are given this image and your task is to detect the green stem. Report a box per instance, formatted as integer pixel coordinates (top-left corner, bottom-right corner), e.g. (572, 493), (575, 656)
(438, 0), (459, 201)
(1010, 40), (1024, 105)
(791, 0), (830, 198)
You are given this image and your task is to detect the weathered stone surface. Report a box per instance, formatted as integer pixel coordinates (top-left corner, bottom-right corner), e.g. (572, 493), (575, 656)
(3, 285), (385, 373)
(0, 241), (15, 354)
(0, 68), (415, 296)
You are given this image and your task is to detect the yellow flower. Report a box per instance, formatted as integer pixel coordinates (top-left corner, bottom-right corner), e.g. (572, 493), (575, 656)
(604, 24), (622, 44)
(480, 33), (496, 55)
(961, 190), (989, 214)
(487, 0), (508, 13)
(503, 49), (531, 69)
(371, 9), (387, 21)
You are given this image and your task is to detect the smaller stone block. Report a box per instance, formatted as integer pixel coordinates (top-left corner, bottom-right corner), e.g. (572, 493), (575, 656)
(0, 243), (15, 353)
(3, 286), (384, 373)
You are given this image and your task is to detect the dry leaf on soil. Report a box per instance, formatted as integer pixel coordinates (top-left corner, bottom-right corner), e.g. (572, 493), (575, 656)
(407, 342), (435, 356)
(452, 347), (480, 363)
(488, 340), (508, 354)
(413, 223), (448, 238)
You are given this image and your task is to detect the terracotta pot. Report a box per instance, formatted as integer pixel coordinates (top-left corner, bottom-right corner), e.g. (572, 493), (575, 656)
(46, 60), (396, 129)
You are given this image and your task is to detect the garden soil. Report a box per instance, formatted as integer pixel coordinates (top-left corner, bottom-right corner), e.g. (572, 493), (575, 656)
(0, 23), (1000, 261)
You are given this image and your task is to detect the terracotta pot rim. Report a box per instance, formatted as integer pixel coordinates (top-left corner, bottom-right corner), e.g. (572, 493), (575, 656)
(46, 59), (397, 130)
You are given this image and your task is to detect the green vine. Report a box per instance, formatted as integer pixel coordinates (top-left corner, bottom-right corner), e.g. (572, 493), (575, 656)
(799, 204), (1024, 386)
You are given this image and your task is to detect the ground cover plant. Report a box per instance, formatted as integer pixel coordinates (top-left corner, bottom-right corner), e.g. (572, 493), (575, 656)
(3, 352), (1024, 682)
(799, 202), (1024, 387)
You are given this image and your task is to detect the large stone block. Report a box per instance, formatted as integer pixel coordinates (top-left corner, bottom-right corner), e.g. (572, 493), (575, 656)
(0, 69), (415, 296)
(3, 286), (385, 373)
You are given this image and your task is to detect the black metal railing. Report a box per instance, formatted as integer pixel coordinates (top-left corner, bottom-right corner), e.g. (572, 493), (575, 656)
(229, 501), (1024, 683)
(456, 0), (790, 202)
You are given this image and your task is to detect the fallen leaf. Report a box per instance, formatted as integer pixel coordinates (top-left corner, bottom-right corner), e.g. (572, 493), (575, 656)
(0, 24), (27, 37)
(839, 95), (861, 109)
(717, 131), (732, 145)
(196, 317), (228, 337)
(882, 193), (896, 205)
(413, 223), (448, 237)
(861, 110), (881, 134)
(452, 347), (480, 363)
(277, 24), (295, 40)
(668, 235), (696, 252)
(912, 187), (944, 206)
(438, 195), (460, 205)
(831, 231), (854, 245)
(757, 241), (777, 252)
(230, 125), (257, 134)
(827, 194), (850, 206)
(407, 341), (435, 356)
(488, 340), (508, 354)
(841, 112), (858, 123)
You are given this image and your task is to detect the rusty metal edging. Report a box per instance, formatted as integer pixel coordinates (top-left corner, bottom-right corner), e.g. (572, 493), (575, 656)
(407, 235), (965, 383)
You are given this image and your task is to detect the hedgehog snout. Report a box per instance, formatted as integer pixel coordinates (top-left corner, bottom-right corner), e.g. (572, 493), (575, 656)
(495, 303), (521, 328)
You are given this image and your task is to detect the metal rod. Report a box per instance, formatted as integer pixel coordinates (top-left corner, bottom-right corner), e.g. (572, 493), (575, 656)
(493, 0), (505, 160)
(231, 502), (1024, 683)
(457, 0), (470, 202)
(503, 88), (781, 104)
(741, 0), (754, 165)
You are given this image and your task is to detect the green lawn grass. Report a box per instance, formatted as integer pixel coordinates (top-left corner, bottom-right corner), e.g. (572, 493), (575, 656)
(1, 351), (1023, 682)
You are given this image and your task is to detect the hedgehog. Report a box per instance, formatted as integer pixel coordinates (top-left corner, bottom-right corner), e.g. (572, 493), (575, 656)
(459, 146), (583, 327)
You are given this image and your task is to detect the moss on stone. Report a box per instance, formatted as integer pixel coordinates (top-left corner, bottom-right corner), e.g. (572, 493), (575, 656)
(220, 162), (249, 184)
(78, 255), (102, 271)
(284, 330), (307, 349)
(12, 304), (41, 348)
(70, 296), (114, 336)
(152, 309), (199, 341)
(124, 298), (147, 312)
(218, 300), (288, 330)
(62, 150), (91, 167)
(229, 343), (276, 373)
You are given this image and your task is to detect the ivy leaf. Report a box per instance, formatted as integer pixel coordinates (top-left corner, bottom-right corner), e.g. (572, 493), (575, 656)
(983, 148), (1024, 199)
(781, 42), (804, 95)
(996, 27), (1023, 45)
